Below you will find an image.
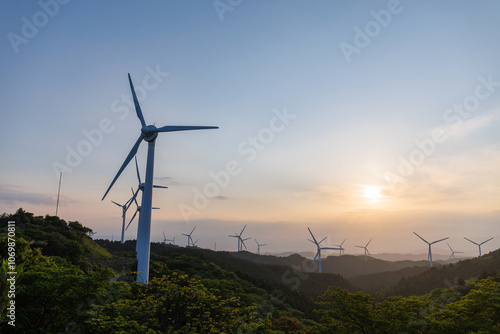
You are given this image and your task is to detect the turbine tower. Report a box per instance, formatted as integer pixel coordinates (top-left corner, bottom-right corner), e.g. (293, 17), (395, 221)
(447, 243), (464, 264)
(464, 237), (493, 257)
(413, 232), (448, 267)
(102, 73), (218, 284)
(182, 227), (196, 247)
(307, 227), (341, 273)
(229, 225), (250, 252)
(356, 239), (372, 262)
(255, 239), (267, 255)
(111, 196), (134, 244)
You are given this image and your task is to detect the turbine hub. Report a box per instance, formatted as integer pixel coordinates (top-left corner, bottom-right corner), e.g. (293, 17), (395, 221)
(142, 125), (158, 142)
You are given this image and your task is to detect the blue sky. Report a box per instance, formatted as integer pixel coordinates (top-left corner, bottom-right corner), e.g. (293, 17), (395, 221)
(1, 0), (499, 256)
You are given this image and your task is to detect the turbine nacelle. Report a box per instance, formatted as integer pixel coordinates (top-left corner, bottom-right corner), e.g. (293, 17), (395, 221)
(141, 125), (159, 142)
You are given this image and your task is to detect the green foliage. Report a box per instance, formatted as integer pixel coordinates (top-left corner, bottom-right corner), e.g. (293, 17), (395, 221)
(87, 273), (249, 333)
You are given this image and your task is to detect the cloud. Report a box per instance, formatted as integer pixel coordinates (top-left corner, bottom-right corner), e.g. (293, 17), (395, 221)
(0, 184), (56, 206)
(440, 110), (500, 139)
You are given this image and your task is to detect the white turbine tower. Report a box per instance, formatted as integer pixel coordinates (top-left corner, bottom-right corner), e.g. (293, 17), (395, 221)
(447, 243), (464, 264)
(102, 73), (218, 284)
(182, 227), (196, 247)
(255, 239), (267, 255)
(111, 196), (134, 244)
(307, 227), (341, 273)
(413, 232), (448, 267)
(229, 225), (250, 252)
(464, 237), (493, 257)
(334, 239), (346, 256)
(356, 239), (372, 262)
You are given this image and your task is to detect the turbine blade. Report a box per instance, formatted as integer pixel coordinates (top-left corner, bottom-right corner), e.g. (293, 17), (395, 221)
(413, 232), (428, 244)
(128, 73), (146, 127)
(340, 239), (346, 246)
(152, 207), (160, 209)
(240, 224), (247, 236)
(356, 246), (364, 249)
(366, 239), (372, 247)
(309, 252), (319, 269)
(464, 237), (479, 245)
(431, 237), (449, 245)
(155, 125), (219, 133)
(111, 201), (122, 207)
(481, 237), (494, 245)
(318, 237), (327, 245)
(447, 243), (453, 252)
(307, 227), (318, 244)
(102, 134), (144, 200)
(163, 231), (166, 239)
(190, 226), (196, 235)
(126, 209), (138, 230)
(135, 156), (141, 185)
(153, 185), (168, 189)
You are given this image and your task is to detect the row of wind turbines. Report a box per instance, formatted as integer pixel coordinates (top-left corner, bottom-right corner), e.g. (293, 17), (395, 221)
(101, 73), (494, 283)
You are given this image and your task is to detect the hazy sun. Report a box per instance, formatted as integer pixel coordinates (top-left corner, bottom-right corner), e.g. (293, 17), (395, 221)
(362, 185), (383, 200)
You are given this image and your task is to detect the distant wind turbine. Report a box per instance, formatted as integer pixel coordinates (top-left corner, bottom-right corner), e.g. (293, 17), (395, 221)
(413, 232), (448, 267)
(111, 196), (134, 244)
(356, 239), (372, 262)
(447, 243), (464, 264)
(101, 73), (218, 284)
(464, 237), (493, 257)
(307, 227), (341, 273)
(229, 225), (250, 252)
(255, 239), (267, 255)
(182, 227), (196, 247)
(162, 231), (174, 244)
(334, 239), (346, 256)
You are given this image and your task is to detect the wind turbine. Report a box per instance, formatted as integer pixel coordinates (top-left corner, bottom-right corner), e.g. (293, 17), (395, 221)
(413, 232), (448, 267)
(447, 243), (464, 264)
(229, 225), (250, 252)
(255, 239), (267, 255)
(307, 227), (341, 273)
(192, 239), (199, 247)
(464, 237), (494, 257)
(356, 239), (372, 262)
(334, 239), (346, 256)
(101, 73), (218, 284)
(182, 227), (196, 247)
(111, 196), (134, 244)
(162, 231), (174, 244)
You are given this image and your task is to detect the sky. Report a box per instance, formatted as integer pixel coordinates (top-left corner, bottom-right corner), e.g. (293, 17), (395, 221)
(1, 0), (499, 257)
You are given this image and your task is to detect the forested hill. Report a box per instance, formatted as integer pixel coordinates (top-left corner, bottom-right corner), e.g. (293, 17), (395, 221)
(1, 208), (500, 333)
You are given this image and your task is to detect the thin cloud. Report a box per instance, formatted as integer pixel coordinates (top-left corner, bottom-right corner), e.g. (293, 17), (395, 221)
(0, 184), (55, 206)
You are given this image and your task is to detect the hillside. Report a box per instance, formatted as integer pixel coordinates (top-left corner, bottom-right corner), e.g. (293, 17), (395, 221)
(387, 247), (500, 296)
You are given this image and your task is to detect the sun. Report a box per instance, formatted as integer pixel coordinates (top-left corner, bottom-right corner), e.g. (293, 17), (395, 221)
(362, 185), (384, 200)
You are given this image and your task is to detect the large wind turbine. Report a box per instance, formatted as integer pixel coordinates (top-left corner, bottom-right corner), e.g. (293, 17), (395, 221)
(182, 227), (196, 247)
(229, 225), (250, 252)
(413, 232), (448, 267)
(307, 228), (341, 273)
(101, 73), (218, 284)
(464, 237), (493, 257)
(255, 239), (267, 255)
(111, 196), (134, 244)
(447, 243), (464, 264)
(356, 239), (372, 262)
